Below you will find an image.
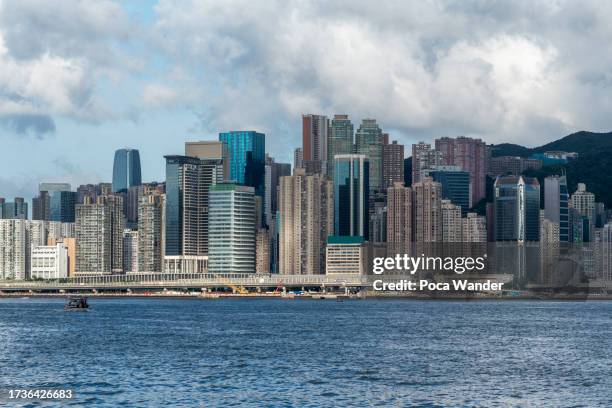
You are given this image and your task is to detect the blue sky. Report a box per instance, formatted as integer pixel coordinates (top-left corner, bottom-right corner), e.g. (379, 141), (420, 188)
(1, 0), (612, 200)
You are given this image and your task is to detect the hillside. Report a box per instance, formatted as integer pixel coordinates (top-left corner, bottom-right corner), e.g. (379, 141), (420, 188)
(503, 131), (612, 207)
(490, 131), (612, 158)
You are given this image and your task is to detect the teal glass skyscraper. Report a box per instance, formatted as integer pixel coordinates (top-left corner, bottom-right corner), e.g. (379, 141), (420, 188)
(218, 131), (265, 196)
(112, 149), (142, 193)
(355, 119), (383, 192)
(327, 114), (354, 178)
(334, 154), (369, 239)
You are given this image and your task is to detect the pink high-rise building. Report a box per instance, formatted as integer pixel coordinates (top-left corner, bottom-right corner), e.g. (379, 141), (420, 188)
(435, 136), (487, 205)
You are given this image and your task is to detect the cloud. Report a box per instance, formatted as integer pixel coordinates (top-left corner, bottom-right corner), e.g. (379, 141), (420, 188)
(0, 0), (135, 137)
(0, 113), (55, 137)
(147, 0), (612, 150)
(2, 0), (612, 153)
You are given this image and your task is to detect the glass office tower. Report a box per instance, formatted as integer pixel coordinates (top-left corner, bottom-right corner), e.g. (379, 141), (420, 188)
(218, 131), (265, 196)
(544, 175), (570, 242)
(208, 184), (256, 274)
(49, 191), (78, 222)
(334, 154), (369, 239)
(112, 149), (142, 193)
(164, 155), (223, 257)
(494, 175), (540, 242)
(429, 169), (471, 216)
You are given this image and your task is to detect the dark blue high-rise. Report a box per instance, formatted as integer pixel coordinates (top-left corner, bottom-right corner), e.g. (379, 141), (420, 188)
(112, 149), (142, 193)
(218, 131), (265, 196)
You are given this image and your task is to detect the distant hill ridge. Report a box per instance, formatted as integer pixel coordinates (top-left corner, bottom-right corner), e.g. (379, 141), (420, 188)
(490, 131), (612, 158)
(490, 131), (612, 208)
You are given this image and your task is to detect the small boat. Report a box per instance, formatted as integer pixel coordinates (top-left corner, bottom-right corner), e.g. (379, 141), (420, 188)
(64, 297), (89, 311)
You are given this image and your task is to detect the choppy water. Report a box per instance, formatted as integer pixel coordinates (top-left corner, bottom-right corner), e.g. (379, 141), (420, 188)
(0, 298), (611, 407)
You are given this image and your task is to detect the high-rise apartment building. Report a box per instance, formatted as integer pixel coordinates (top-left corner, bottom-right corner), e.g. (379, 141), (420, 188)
(255, 229), (270, 274)
(75, 195), (125, 274)
(294, 147), (303, 170)
(26, 220), (47, 275)
(494, 176), (540, 242)
(0, 219), (26, 280)
(164, 156), (223, 257)
(138, 194), (164, 272)
(413, 177), (443, 243)
(386, 182), (412, 252)
(435, 136), (487, 204)
(302, 114), (329, 175)
(544, 175), (570, 242)
(355, 119), (384, 192)
(327, 114), (354, 178)
(112, 149), (142, 193)
(208, 184), (256, 274)
(462, 213), (487, 242)
(411, 142), (441, 185)
(123, 229), (139, 272)
(570, 183), (595, 233)
(334, 154), (369, 239)
(218, 131), (265, 196)
(383, 140), (404, 189)
(278, 169), (334, 275)
(441, 200), (462, 242)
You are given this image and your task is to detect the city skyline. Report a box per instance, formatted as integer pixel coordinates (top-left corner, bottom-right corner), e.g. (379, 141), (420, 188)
(3, 1), (612, 201)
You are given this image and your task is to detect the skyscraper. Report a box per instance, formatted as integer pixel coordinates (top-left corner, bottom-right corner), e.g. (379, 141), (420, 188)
(302, 114), (329, 175)
(33, 183), (77, 222)
(462, 213), (487, 242)
(386, 182), (412, 252)
(570, 183), (595, 232)
(413, 177), (443, 243)
(255, 229), (270, 274)
(138, 194), (164, 272)
(75, 195), (125, 274)
(185, 140), (231, 180)
(494, 176), (540, 242)
(427, 168), (471, 215)
(327, 114), (354, 178)
(278, 169), (334, 275)
(435, 136), (487, 205)
(382, 140), (404, 189)
(264, 155), (291, 227)
(122, 229), (139, 272)
(218, 131), (265, 196)
(1, 198), (28, 219)
(112, 149), (142, 193)
(544, 175), (569, 242)
(355, 119), (384, 192)
(441, 200), (462, 242)
(411, 142), (441, 185)
(164, 156), (223, 257)
(208, 184), (256, 274)
(334, 154), (369, 239)
(0, 219), (26, 280)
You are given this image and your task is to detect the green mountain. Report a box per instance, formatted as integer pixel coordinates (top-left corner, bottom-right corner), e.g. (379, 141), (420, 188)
(491, 131), (612, 207)
(490, 131), (612, 158)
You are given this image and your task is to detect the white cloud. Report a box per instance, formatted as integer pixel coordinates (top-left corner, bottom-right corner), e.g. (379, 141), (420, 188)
(2, 0), (612, 151)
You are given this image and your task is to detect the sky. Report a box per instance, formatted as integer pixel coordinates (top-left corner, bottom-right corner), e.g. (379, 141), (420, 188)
(1, 0), (612, 200)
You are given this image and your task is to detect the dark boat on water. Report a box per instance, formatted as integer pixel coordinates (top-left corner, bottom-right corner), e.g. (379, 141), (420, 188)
(64, 297), (89, 311)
